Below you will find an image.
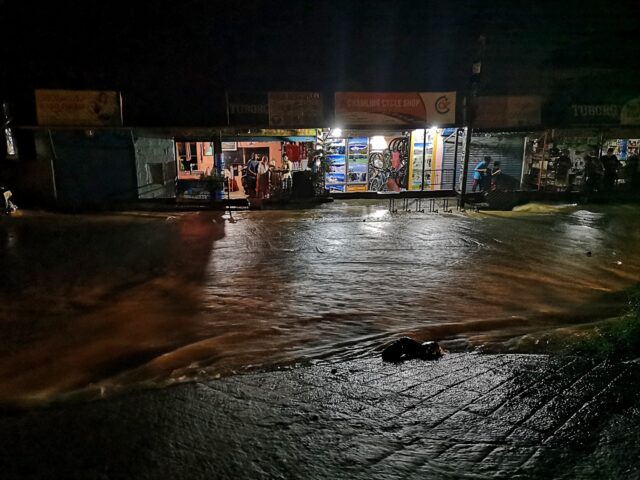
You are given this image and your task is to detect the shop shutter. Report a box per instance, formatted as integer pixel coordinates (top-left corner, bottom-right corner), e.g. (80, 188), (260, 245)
(444, 133), (527, 190)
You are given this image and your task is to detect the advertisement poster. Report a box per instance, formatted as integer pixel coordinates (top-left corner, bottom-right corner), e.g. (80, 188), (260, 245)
(410, 131), (434, 190)
(544, 94), (640, 127)
(335, 92), (456, 126)
(325, 138), (346, 190)
(347, 137), (368, 185)
(36, 89), (123, 126)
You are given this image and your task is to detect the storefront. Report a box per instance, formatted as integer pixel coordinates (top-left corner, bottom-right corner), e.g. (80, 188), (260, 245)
(326, 92), (458, 194)
(322, 127), (456, 193)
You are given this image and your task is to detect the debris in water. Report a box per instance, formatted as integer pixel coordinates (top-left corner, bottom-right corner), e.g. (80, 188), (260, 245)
(381, 337), (445, 362)
(315, 246), (325, 254)
(586, 251), (592, 257)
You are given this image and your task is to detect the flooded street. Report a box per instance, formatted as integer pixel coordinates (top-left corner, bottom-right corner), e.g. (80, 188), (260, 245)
(1, 201), (639, 407)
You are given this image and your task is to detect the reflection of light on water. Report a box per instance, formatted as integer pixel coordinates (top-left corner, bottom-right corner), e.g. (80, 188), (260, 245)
(368, 209), (388, 219)
(570, 209), (605, 227)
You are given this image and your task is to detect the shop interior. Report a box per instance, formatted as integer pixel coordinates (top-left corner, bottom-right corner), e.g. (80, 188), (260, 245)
(522, 132), (640, 192)
(174, 136), (314, 199)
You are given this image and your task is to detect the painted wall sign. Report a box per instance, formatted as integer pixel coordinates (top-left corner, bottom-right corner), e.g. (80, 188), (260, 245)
(335, 92), (456, 126)
(36, 89), (123, 126)
(475, 96), (542, 128)
(268, 92), (323, 127)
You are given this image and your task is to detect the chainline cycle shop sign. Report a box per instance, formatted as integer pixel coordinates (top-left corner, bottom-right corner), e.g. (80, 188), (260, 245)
(335, 92), (456, 126)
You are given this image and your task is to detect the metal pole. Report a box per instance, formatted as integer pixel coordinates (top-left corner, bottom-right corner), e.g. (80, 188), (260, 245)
(452, 128), (460, 191)
(460, 125), (472, 208)
(420, 128), (427, 190)
(47, 129), (59, 203)
(460, 34), (485, 209)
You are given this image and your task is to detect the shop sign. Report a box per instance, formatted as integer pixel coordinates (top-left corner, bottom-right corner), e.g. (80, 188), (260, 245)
(35, 89), (123, 126)
(268, 92), (323, 127)
(475, 96), (541, 128)
(227, 92), (269, 126)
(335, 92), (456, 126)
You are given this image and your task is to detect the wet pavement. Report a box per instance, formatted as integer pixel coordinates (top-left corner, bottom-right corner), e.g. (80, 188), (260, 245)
(1, 352), (639, 479)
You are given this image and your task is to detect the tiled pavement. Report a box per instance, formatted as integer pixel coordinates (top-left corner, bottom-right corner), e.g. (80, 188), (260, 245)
(1, 353), (639, 479)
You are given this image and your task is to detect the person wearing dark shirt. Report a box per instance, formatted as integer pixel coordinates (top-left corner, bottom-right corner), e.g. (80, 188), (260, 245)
(246, 153), (260, 196)
(624, 155), (640, 191)
(555, 150), (572, 192)
(490, 160), (502, 191)
(584, 154), (604, 194)
(601, 147), (620, 192)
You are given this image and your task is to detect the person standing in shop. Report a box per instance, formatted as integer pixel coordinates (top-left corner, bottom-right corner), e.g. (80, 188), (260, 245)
(257, 155), (270, 199)
(624, 154), (640, 191)
(246, 153), (260, 197)
(281, 153), (292, 192)
(555, 150), (572, 192)
(601, 147), (621, 192)
(584, 154), (604, 194)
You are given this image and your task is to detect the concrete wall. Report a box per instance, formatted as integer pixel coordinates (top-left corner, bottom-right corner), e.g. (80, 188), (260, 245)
(134, 136), (176, 198)
(238, 141), (282, 166)
(44, 130), (137, 208)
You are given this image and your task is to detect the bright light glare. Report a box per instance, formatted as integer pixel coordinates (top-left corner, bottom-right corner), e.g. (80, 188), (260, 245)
(330, 128), (342, 138)
(370, 209), (387, 219)
(370, 136), (387, 150)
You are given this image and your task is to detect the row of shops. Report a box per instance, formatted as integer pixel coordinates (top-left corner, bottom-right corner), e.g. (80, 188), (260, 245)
(2, 90), (640, 207)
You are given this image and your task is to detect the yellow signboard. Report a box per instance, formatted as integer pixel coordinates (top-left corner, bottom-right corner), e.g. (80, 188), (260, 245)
(36, 89), (123, 126)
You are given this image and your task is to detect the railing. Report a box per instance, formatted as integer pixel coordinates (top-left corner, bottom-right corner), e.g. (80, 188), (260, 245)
(418, 168), (456, 191)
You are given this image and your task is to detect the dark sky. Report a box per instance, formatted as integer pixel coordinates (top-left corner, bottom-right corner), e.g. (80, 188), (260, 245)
(2, 0), (639, 123)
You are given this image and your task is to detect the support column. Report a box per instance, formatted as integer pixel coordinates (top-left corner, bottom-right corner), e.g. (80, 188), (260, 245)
(213, 132), (223, 174)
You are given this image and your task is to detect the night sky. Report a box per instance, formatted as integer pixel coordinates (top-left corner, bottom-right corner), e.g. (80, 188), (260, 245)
(1, 0), (639, 124)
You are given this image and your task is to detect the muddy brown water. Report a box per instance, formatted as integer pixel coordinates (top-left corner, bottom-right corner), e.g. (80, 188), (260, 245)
(1, 201), (639, 407)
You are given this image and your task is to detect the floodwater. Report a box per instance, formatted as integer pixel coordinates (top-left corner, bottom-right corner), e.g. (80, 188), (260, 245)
(1, 201), (639, 407)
